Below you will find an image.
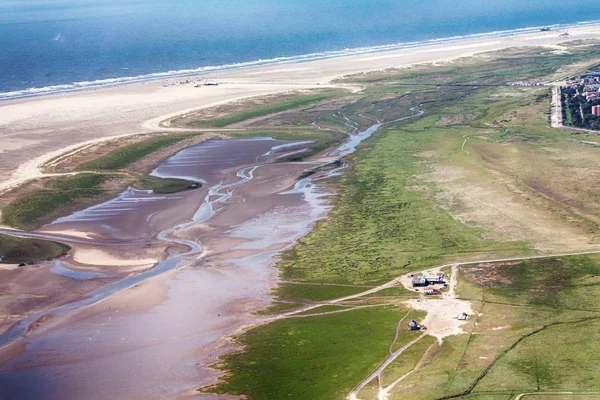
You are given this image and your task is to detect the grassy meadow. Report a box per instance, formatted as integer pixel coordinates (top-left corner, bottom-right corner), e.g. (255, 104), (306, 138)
(0, 234), (70, 264)
(386, 255), (600, 399)
(203, 306), (416, 399)
(75, 134), (193, 171)
(171, 91), (347, 128)
(1, 173), (117, 229)
(202, 43), (600, 400)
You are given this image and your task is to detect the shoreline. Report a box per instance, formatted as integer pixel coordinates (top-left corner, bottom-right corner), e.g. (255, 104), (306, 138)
(2, 19), (599, 102)
(1, 23), (600, 197)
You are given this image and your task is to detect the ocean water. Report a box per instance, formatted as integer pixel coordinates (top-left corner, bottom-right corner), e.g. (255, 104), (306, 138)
(1, 0), (600, 100)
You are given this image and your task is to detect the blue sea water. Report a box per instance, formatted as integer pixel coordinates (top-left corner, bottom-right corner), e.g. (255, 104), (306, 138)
(1, 0), (600, 99)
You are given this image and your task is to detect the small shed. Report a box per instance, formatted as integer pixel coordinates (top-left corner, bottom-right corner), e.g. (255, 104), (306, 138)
(424, 275), (445, 284)
(412, 276), (427, 287)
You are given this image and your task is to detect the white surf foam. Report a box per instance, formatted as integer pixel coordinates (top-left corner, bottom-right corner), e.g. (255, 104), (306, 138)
(2, 19), (598, 101)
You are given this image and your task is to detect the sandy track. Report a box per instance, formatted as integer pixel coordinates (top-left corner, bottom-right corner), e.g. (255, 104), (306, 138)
(349, 333), (428, 399)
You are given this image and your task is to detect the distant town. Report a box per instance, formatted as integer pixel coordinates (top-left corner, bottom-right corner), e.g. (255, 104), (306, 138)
(561, 70), (600, 129)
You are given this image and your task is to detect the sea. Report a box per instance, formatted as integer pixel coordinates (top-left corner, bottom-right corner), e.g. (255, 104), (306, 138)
(1, 0), (600, 101)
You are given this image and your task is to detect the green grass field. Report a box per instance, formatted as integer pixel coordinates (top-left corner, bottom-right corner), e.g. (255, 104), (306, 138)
(275, 283), (371, 302)
(462, 255), (600, 398)
(278, 118), (527, 285)
(203, 306), (411, 399)
(294, 304), (352, 316)
(76, 135), (192, 171)
(1, 173), (116, 229)
(203, 43), (600, 400)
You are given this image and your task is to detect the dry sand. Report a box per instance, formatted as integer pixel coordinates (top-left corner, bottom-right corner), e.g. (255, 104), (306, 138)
(2, 25), (600, 194)
(401, 265), (472, 343)
(72, 249), (157, 269)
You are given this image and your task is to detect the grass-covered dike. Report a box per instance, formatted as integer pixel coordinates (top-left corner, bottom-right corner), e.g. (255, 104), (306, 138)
(192, 92), (346, 128)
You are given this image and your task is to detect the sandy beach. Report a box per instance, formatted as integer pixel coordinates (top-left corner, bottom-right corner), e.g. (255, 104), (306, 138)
(1, 23), (600, 399)
(2, 24), (600, 194)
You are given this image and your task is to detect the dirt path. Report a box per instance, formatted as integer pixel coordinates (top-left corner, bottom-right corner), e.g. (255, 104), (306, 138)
(349, 332), (427, 400)
(389, 312), (411, 355)
(348, 264), (467, 400)
(288, 304), (386, 319)
(341, 250), (600, 400)
(514, 392), (600, 400)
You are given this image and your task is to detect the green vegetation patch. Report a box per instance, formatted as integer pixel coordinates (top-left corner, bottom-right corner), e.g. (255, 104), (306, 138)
(381, 334), (437, 386)
(344, 46), (600, 86)
(0, 234), (70, 264)
(76, 135), (191, 171)
(276, 283), (369, 302)
(519, 396), (600, 399)
(255, 301), (306, 315)
(2, 173), (115, 230)
(47, 173), (106, 190)
(279, 120), (521, 284)
(403, 256), (600, 399)
(195, 92), (346, 128)
(364, 286), (412, 298)
(477, 318), (600, 393)
(203, 306), (406, 399)
(461, 255), (600, 310)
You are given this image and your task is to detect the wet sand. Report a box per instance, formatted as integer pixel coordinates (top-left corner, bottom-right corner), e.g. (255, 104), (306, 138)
(0, 136), (335, 399)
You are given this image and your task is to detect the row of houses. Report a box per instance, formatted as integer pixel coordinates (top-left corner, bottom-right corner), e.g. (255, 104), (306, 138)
(584, 85), (600, 102)
(581, 71), (600, 85)
(563, 72), (600, 108)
